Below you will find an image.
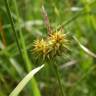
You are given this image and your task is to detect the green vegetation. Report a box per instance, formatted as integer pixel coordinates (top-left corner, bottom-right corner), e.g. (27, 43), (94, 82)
(0, 0), (96, 96)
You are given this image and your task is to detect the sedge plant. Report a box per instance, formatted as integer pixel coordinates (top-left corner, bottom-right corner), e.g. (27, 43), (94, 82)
(32, 5), (69, 96)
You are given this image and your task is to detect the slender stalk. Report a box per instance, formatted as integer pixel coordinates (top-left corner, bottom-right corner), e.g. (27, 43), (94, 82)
(12, 0), (31, 71)
(4, 0), (41, 96)
(49, 58), (65, 96)
(12, 0), (41, 95)
(53, 63), (65, 96)
(12, 0), (28, 68)
(4, 0), (22, 57)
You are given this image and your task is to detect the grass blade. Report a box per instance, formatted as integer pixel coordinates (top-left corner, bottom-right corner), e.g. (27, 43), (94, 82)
(9, 64), (44, 96)
(74, 36), (96, 58)
(4, 0), (22, 56)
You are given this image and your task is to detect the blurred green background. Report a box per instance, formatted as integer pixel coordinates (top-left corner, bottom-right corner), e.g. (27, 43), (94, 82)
(0, 0), (96, 96)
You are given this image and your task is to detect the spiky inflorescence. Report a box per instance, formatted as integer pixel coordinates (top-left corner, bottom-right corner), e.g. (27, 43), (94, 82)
(33, 29), (69, 60)
(48, 30), (68, 57)
(33, 39), (49, 59)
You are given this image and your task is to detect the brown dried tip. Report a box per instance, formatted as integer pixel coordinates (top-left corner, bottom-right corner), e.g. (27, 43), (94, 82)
(42, 5), (52, 34)
(0, 19), (6, 47)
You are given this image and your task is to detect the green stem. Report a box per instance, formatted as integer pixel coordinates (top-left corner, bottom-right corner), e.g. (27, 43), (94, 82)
(13, 0), (41, 95)
(4, 0), (22, 57)
(12, 0), (31, 71)
(4, 0), (41, 96)
(53, 63), (64, 96)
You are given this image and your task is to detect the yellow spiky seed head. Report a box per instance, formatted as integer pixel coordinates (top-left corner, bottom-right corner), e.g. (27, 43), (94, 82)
(48, 30), (69, 57)
(33, 38), (49, 58)
(32, 29), (69, 60)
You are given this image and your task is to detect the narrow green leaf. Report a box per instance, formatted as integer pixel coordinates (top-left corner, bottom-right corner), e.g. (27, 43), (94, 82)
(9, 64), (44, 96)
(74, 36), (96, 58)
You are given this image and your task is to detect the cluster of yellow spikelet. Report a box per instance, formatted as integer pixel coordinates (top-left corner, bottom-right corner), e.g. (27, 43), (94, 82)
(32, 29), (68, 59)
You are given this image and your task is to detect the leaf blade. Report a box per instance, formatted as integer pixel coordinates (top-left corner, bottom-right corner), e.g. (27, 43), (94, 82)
(9, 64), (44, 96)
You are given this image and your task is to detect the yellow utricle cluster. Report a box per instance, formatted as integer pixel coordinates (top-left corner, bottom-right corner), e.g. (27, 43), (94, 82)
(33, 30), (68, 59)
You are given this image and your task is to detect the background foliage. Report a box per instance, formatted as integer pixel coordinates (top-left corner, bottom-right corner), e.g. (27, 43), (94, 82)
(0, 0), (96, 96)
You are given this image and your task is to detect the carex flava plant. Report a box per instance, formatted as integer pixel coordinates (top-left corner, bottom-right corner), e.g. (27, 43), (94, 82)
(32, 5), (69, 96)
